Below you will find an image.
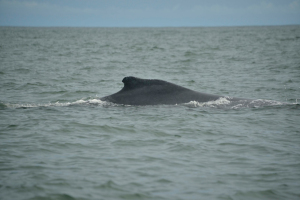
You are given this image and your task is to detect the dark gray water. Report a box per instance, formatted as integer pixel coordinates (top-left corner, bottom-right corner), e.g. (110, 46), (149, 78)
(1, 26), (300, 200)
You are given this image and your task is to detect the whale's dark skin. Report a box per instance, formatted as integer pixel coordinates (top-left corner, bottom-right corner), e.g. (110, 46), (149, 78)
(100, 76), (250, 105)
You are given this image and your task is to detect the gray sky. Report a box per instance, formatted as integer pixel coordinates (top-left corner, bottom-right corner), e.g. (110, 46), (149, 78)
(0, 0), (299, 27)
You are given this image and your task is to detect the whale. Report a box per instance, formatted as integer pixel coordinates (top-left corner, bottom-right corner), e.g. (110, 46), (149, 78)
(100, 76), (251, 106)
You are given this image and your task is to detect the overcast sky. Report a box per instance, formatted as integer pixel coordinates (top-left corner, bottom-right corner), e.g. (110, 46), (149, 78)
(0, 0), (299, 27)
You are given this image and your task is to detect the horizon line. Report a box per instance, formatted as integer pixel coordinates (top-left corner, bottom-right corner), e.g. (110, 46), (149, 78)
(1, 24), (299, 28)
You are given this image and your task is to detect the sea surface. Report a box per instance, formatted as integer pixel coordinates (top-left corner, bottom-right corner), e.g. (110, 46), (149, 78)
(0, 26), (300, 200)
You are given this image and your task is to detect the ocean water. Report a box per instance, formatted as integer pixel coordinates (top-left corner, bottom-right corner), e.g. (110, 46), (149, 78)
(0, 26), (300, 200)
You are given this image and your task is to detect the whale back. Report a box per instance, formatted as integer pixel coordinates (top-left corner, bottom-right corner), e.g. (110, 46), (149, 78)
(121, 76), (172, 90)
(101, 76), (223, 105)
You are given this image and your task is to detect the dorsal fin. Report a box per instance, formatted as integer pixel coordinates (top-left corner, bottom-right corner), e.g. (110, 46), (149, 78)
(122, 76), (167, 90)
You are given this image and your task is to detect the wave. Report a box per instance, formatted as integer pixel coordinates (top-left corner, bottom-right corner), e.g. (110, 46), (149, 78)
(2, 97), (292, 110)
(2, 99), (109, 109)
(184, 97), (289, 109)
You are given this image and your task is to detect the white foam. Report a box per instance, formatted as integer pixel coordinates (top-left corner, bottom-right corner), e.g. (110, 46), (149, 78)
(184, 97), (231, 108)
(86, 99), (105, 104)
(4, 98), (108, 109)
(184, 97), (288, 109)
(4, 97), (290, 109)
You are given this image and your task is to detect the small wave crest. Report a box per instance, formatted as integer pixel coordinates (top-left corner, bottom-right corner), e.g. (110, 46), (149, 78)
(3, 98), (109, 109)
(2, 97), (291, 109)
(184, 97), (231, 108)
(184, 97), (287, 109)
